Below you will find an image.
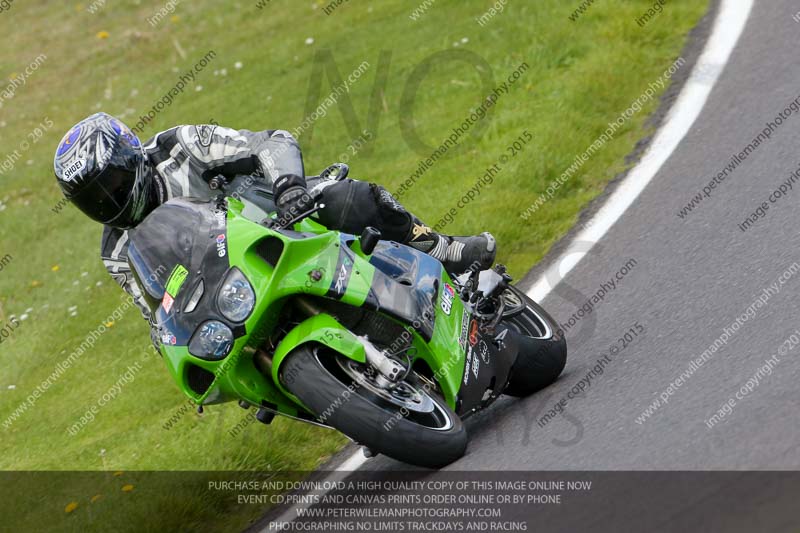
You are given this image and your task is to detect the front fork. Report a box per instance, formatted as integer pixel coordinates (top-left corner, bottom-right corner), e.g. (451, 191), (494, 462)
(294, 296), (412, 387)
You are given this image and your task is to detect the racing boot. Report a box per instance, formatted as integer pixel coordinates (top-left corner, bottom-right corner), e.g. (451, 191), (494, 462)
(405, 219), (496, 275)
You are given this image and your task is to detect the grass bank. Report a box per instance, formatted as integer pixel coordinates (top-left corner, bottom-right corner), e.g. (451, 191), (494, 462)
(0, 0), (708, 529)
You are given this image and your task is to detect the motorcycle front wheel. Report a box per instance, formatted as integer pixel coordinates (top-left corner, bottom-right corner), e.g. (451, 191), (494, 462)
(281, 344), (467, 469)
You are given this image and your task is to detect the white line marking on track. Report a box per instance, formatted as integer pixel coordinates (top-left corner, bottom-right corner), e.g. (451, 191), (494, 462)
(260, 452), (367, 530)
(527, 0), (753, 303)
(260, 1), (753, 528)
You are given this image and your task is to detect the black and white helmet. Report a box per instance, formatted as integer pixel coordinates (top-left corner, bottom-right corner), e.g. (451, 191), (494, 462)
(53, 112), (157, 228)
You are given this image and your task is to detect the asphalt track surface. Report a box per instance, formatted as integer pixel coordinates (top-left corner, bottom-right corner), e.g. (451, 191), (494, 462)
(355, 0), (800, 472)
(256, 0), (800, 530)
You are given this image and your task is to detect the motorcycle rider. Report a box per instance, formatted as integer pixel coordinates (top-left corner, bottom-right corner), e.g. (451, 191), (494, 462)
(53, 112), (496, 322)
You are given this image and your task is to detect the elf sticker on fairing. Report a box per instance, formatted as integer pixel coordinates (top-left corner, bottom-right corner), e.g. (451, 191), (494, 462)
(440, 282), (455, 315)
(216, 234), (227, 257)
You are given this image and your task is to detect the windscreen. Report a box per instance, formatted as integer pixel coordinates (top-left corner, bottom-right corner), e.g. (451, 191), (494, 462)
(127, 198), (228, 331)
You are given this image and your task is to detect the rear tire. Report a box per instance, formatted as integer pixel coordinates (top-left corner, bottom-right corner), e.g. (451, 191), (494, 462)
(281, 344), (467, 469)
(502, 286), (567, 397)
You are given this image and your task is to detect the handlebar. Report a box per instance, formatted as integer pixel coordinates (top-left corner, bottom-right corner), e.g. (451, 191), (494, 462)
(277, 202), (325, 230)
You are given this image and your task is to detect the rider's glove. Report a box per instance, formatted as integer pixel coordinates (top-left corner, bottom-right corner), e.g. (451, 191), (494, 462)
(276, 184), (314, 225)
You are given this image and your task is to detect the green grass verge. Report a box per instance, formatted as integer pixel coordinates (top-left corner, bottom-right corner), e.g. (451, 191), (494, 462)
(0, 0), (707, 529)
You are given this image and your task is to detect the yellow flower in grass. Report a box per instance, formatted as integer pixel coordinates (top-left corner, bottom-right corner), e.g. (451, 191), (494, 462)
(104, 321), (114, 328)
(96, 31), (110, 39)
(30, 280), (42, 288)
(170, 15), (179, 23)
(65, 501), (78, 513)
(121, 484), (134, 492)
(90, 494), (102, 503)
(51, 265), (60, 272)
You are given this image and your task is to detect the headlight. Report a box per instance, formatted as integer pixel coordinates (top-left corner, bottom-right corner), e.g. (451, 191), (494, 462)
(217, 268), (255, 322)
(189, 320), (234, 360)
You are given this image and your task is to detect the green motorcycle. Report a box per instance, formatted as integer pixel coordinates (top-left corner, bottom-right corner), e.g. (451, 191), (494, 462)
(127, 167), (567, 468)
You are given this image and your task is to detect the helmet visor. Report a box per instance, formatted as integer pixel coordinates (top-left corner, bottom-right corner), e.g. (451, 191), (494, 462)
(69, 162), (139, 225)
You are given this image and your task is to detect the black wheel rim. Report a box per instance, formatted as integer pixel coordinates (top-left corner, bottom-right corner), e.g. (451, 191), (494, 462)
(503, 287), (552, 339)
(314, 347), (455, 432)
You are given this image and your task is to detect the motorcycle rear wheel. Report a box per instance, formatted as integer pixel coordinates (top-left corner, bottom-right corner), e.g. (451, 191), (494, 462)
(501, 286), (567, 397)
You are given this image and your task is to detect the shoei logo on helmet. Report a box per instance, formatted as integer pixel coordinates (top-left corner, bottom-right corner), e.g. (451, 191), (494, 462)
(57, 126), (81, 156)
(216, 234), (227, 257)
(62, 158), (86, 182)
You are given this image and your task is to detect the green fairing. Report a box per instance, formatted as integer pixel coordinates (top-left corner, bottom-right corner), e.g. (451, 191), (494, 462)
(156, 196), (469, 419)
(270, 313), (367, 405)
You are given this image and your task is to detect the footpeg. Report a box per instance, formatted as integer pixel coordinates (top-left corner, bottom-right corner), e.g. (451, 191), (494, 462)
(256, 408), (276, 425)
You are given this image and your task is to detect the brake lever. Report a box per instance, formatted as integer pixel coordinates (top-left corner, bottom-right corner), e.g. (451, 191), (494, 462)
(319, 163), (350, 182)
(483, 297), (506, 333)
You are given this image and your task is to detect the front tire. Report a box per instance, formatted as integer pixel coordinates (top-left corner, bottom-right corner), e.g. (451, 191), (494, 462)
(502, 286), (567, 397)
(281, 344), (467, 469)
